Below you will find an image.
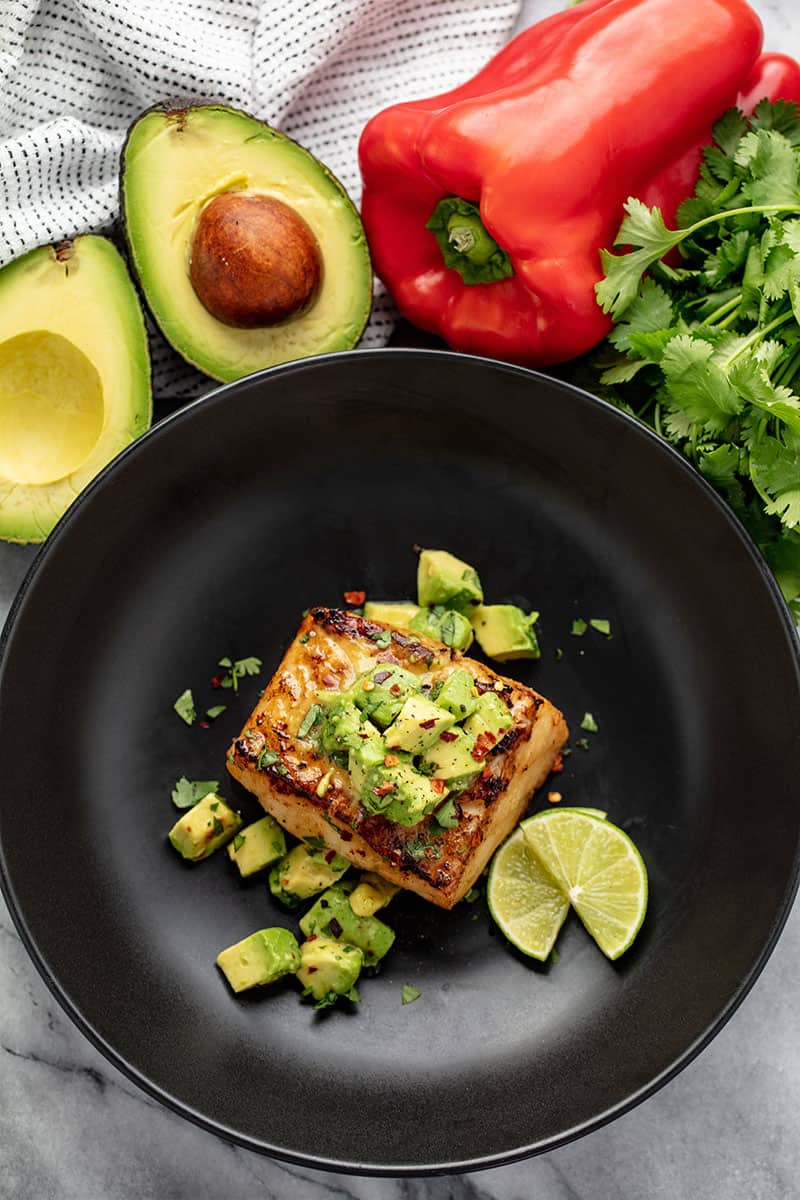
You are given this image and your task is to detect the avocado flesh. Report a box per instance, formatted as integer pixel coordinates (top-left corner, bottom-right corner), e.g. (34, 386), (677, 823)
(217, 927), (301, 993)
(122, 104), (372, 382)
(0, 236), (150, 543)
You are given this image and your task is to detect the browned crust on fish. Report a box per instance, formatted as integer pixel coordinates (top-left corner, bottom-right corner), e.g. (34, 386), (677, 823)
(227, 608), (568, 908)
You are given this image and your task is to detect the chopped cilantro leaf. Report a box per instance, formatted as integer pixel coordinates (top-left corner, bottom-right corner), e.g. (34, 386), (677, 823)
(464, 886), (481, 903)
(589, 618), (612, 636)
(170, 777), (220, 809)
(433, 797), (459, 829)
(206, 705), (226, 719)
(232, 833), (245, 852)
(555, 647), (563, 660)
(257, 748), (280, 770)
(577, 737), (590, 750)
(580, 712), (599, 733)
(173, 689), (196, 725)
(212, 817), (224, 837)
(218, 655), (262, 693)
(550, 948), (560, 964)
(297, 704), (322, 739)
(370, 630), (392, 649)
(401, 984), (422, 1005)
(571, 619), (587, 637)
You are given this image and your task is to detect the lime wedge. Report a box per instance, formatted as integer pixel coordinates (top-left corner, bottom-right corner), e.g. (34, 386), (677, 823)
(523, 811), (648, 960)
(486, 827), (569, 961)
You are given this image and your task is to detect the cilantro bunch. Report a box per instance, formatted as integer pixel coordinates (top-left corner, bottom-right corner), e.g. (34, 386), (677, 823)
(590, 100), (800, 614)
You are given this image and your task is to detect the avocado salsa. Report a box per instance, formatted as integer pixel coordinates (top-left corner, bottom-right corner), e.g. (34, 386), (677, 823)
(298, 663), (513, 827)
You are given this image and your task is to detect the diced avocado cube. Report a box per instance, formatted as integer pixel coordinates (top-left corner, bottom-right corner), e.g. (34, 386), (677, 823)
(417, 549), (483, 612)
(168, 793), (241, 861)
(317, 697), (366, 755)
(216, 927), (301, 993)
(299, 881), (395, 966)
(360, 758), (444, 825)
(435, 667), (479, 720)
(227, 814), (287, 878)
(362, 601), (420, 629)
(268, 843), (350, 908)
(347, 721), (387, 796)
(421, 727), (482, 791)
(349, 872), (400, 917)
(352, 664), (419, 728)
(384, 695), (455, 754)
(409, 606), (474, 650)
(296, 935), (363, 1007)
(470, 604), (540, 660)
(464, 690), (513, 745)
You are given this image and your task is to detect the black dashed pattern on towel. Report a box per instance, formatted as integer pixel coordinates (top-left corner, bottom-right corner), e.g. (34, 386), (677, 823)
(0, 0), (519, 402)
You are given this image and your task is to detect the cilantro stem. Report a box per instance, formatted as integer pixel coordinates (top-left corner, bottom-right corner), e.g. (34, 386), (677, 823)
(682, 204), (800, 241)
(721, 311), (795, 368)
(702, 293), (742, 327)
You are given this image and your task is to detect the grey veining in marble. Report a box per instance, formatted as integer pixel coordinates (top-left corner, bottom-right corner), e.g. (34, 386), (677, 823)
(2, 0), (800, 1197)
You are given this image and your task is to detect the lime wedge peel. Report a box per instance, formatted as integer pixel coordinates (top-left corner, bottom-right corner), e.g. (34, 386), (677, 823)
(522, 810), (648, 961)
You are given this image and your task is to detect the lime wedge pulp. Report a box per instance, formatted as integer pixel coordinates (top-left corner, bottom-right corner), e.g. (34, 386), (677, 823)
(486, 827), (569, 961)
(522, 810), (648, 960)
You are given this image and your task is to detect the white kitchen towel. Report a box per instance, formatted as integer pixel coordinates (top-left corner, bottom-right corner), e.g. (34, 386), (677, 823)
(0, 0), (521, 401)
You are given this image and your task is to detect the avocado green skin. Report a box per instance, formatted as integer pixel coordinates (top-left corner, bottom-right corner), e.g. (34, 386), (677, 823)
(296, 936), (363, 1005)
(120, 100), (372, 382)
(299, 882), (395, 967)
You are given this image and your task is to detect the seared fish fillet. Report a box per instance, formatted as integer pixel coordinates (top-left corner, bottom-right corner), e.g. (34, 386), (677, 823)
(227, 608), (568, 909)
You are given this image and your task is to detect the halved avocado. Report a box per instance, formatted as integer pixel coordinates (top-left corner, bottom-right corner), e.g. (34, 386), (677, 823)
(121, 103), (373, 381)
(0, 236), (151, 544)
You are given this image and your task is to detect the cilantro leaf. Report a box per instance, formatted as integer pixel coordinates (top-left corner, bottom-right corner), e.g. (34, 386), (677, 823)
(218, 655), (262, 693)
(580, 712), (599, 733)
(596, 199), (685, 318)
(173, 689), (196, 725)
(401, 984), (422, 1005)
(206, 705), (226, 720)
(171, 777), (219, 809)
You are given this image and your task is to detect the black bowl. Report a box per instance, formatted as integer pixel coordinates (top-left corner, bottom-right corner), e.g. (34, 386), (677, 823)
(1, 349), (798, 1174)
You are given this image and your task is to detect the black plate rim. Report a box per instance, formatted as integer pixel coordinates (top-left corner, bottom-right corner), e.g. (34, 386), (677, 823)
(1, 346), (799, 1176)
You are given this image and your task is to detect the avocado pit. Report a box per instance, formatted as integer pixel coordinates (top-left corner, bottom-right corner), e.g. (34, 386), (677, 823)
(189, 192), (322, 328)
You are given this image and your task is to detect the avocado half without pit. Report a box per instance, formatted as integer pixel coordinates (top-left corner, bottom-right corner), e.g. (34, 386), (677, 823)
(122, 103), (373, 381)
(0, 236), (151, 543)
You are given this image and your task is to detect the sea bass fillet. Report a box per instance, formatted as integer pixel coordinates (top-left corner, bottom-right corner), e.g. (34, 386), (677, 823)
(227, 608), (568, 909)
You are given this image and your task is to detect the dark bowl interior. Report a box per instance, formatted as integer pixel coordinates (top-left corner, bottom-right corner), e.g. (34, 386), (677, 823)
(1, 349), (798, 1174)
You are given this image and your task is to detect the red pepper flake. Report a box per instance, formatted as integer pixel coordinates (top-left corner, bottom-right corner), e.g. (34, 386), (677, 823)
(439, 730), (458, 743)
(199, 720), (210, 729)
(419, 718), (437, 729)
(372, 781), (396, 797)
(482, 764), (492, 779)
(389, 683), (403, 696)
(322, 672), (338, 688)
(551, 753), (564, 774)
(384, 753), (400, 767)
(471, 731), (497, 761)
(324, 849), (337, 863)
(373, 670), (392, 685)
(344, 590), (366, 605)
(306, 934), (318, 942)
(306, 966), (318, 974)
(431, 778), (446, 795)
(210, 674), (224, 689)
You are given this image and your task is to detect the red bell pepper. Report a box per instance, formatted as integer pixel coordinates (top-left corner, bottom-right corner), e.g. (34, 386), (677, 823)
(359, 0), (799, 367)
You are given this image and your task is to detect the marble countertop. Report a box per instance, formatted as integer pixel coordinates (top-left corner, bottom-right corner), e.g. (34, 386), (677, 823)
(2, 1), (800, 1197)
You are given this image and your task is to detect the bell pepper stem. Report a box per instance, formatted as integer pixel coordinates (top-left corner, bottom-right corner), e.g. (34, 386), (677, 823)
(426, 197), (514, 285)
